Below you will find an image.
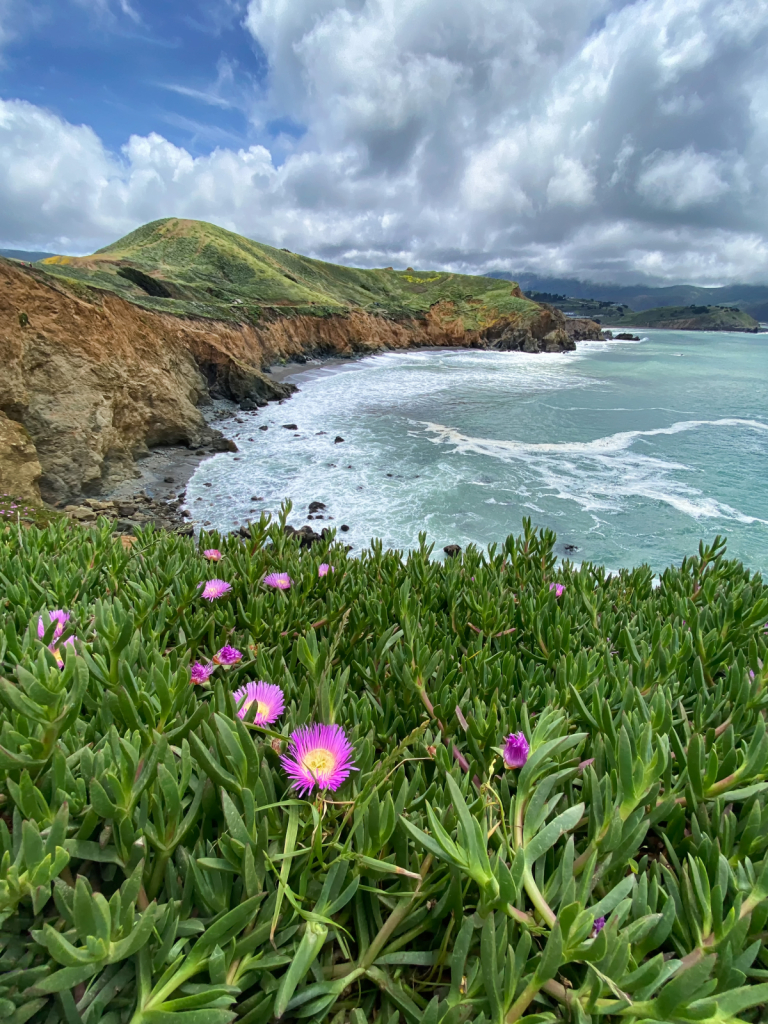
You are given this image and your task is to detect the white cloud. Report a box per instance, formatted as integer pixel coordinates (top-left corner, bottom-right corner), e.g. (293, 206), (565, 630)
(1, 0), (767, 283)
(637, 147), (729, 209)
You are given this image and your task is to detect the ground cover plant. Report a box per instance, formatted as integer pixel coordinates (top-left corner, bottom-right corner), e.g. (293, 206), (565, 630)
(2, 508), (768, 1023)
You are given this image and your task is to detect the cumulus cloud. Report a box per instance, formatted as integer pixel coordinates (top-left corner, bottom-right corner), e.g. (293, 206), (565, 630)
(1, 0), (768, 282)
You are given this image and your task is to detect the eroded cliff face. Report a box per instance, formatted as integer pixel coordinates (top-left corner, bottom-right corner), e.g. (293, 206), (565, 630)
(0, 258), (575, 503)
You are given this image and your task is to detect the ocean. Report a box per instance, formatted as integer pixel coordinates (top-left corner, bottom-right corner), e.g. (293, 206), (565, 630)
(185, 330), (768, 575)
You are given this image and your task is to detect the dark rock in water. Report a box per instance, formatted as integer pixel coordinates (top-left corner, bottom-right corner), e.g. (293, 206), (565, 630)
(615, 333), (640, 340)
(316, 431), (327, 435)
(283, 423), (298, 430)
(340, 524), (350, 532)
(251, 495), (263, 501)
(309, 501), (326, 512)
(444, 544), (462, 557)
(334, 436), (345, 443)
(163, 476), (174, 483)
(203, 482), (212, 487)
(239, 524), (253, 538)
(239, 398), (258, 411)
(285, 524), (323, 547)
(209, 436), (238, 453)
(563, 544), (578, 553)
(259, 425), (268, 431)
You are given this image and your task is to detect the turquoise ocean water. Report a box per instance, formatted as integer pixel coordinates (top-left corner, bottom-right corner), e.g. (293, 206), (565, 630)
(185, 330), (768, 575)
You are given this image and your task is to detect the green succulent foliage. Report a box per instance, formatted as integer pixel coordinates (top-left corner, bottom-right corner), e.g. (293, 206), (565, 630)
(1, 509), (768, 1023)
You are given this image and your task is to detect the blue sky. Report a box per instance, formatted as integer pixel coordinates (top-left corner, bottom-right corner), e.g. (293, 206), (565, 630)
(1, 1), (291, 155)
(1, 0), (767, 284)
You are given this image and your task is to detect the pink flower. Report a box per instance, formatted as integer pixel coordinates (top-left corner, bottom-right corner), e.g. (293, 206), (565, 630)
(549, 583), (565, 597)
(318, 563), (333, 577)
(214, 645), (242, 666)
(281, 724), (358, 796)
(201, 579), (232, 600)
(50, 635), (75, 668)
(264, 572), (292, 590)
(233, 681), (285, 725)
(203, 548), (223, 561)
(38, 609), (70, 642)
(503, 731), (529, 769)
(190, 662), (215, 684)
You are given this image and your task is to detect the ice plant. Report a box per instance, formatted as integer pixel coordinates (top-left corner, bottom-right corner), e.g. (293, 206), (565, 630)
(503, 731), (530, 769)
(264, 572), (292, 590)
(38, 609), (70, 642)
(592, 916), (606, 938)
(280, 724), (357, 796)
(190, 662), (215, 684)
(549, 583), (565, 597)
(233, 681), (285, 725)
(318, 563), (333, 577)
(203, 548), (223, 561)
(201, 579), (232, 600)
(214, 645), (242, 666)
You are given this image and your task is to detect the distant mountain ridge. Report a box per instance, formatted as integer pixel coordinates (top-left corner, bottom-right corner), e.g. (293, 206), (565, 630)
(0, 248), (60, 263)
(490, 272), (768, 322)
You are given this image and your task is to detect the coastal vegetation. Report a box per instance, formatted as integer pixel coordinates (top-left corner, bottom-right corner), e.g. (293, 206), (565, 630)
(2, 510), (768, 1023)
(37, 219), (541, 332)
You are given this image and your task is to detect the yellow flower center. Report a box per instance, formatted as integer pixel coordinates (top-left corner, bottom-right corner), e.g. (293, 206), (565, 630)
(302, 748), (336, 777)
(256, 700), (270, 718)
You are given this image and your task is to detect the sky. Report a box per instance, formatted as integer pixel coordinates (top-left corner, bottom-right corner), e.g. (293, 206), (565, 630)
(0, 0), (767, 284)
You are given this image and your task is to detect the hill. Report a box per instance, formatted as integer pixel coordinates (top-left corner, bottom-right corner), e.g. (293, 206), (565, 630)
(509, 274), (768, 322)
(38, 217), (541, 332)
(524, 290), (760, 332)
(0, 247), (60, 263)
(602, 303), (760, 331)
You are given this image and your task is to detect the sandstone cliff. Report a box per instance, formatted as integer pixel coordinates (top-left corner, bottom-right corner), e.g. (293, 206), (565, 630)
(1, 257), (575, 504)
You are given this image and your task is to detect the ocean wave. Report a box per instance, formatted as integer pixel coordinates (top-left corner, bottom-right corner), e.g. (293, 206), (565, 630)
(423, 418), (768, 523)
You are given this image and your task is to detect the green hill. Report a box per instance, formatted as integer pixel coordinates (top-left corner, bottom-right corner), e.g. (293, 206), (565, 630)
(38, 217), (539, 330)
(524, 290), (760, 332)
(601, 303), (759, 332)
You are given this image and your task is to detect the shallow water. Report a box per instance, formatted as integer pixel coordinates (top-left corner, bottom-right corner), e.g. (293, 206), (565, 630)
(185, 330), (768, 574)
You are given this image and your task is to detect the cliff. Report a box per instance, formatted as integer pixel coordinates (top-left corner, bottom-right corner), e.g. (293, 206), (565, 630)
(1, 220), (575, 504)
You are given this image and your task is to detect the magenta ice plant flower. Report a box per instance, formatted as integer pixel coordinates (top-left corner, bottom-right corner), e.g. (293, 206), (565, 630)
(201, 579), (232, 600)
(203, 548), (223, 561)
(318, 564), (333, 577)
(38, 609), (70, 642)
(264, 572), (292, 590)
(592, 916), (606, 937)
(233, 681), (285, 725)
(503, 731), (530, 769)
(549, 583), (565, 597)
(190, 662), (215, 684)
(50, 635), (76, 668)
(214, 645), (242, 666)
(281, 723), (357, 796)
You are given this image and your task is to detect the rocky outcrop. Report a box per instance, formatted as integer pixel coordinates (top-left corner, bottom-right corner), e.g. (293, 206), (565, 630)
(0, 411), (42, 500)
(0, 257), (575, 504)
(481, 305), (575, 352)
(563, 318), (605, 341)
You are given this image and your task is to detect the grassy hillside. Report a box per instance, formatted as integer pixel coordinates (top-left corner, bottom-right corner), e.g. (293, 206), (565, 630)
(516, 276), (768, 322)
(525, 291), (760, 332)
(602, 303), (760, 331)
(38, 218), (539, 330)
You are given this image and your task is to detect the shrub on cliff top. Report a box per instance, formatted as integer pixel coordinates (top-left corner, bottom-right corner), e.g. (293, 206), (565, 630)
(1, 509), (768, 1023)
